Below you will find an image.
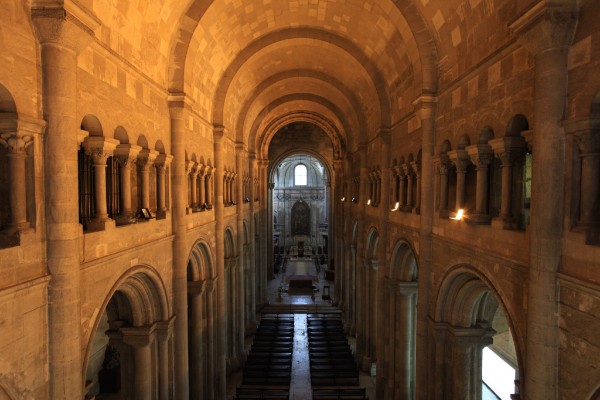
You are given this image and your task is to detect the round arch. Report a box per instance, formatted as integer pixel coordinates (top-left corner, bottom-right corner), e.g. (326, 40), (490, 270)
(224, 228), (236, 259)
(365, 227), (380, 269)
(187, 240), (215, 281)
(389, 240), (418, 281)
(268, 148), (333, 189)
(82, 265), (170, 389)
(433, 264), (523, 399)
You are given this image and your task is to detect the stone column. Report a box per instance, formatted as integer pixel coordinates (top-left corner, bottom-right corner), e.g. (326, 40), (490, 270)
(411, 160), (422, 214)
(114, 144), (142, 223)
(156, 318), (175, 400)
(213, 127), (227, 398)
(510, 4), (578, 398)
(247, 154), (257, 331)
(397, 167), (407, 209)
(235, 145), (246, 365)
(188, 280), (206, 400)
(395, 282), (418, 399)
(433, 155), (450, 213)
(466, 144), (494, 224)
(205, 279), (217, 400)
(155, 154), (173, 219)
(448, 328), (493, 400)
(267, 181), (275, 280)
(206, 167), (215, 208)
(0, 132), (34, 233)
(575, 132), (600, 228)
(403, 163), (414, 211)
(413, 94), (437, 400)
(121, 326), (156, 400)
(168, 93), (190, 399)
(31, 4), (99, 398)
(448, 149), (470, 211)
(137, 148), (159, 210)
(198, 165), (206, 208)
(489, 137), (526, 228)
(185, 160), (196, 212)
(385, 280), (397, 400)
(83, 136), (119, 229)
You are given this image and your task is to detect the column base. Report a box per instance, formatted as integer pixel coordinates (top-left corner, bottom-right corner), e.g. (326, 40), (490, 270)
(466, 213), (491, 225)
(156, 209), (169, 220)
(116, 213), (136, 225)
(87, 218), (116, 232)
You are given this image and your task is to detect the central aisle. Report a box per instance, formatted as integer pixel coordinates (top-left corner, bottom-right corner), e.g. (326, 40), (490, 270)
(290, 314), (311, 399)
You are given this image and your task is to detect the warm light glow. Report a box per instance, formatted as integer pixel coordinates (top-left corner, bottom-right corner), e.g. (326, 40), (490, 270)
(450, 209), (465, 220)
(391, 202), (400, 211)
(367, 199), (371, 206)
(341, 197), (346, 202)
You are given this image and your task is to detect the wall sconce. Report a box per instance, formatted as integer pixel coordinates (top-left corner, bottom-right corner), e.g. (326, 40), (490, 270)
(450, 209), (465, 220)
(391, 202), (400, 211)
(366, 199), (371, 206)
(341, 197), (346, 202)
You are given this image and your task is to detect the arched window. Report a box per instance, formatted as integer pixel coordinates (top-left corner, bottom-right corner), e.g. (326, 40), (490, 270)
(294, 164), (308, 186)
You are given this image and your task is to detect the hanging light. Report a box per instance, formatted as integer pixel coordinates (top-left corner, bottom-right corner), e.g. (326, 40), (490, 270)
(391, 201), (400, 211)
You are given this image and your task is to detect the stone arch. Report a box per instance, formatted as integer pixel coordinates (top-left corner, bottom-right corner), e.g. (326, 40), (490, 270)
(0, 84), (16, 113)
(390, 240), (418, 281)
(80, 115), (103, 136)
(188, 240), (214, 281)
(505, 114), (529, 137)
(187, 240), (217, 399)
(591, 385), (600, 400)
(83, 265), (171, 399)
(114, 126), (129, 144)
(224, 228), (236, 259)
(365, 227), (380, 268)
(383, 240), (419, 399)
(433, 265), (522, 400)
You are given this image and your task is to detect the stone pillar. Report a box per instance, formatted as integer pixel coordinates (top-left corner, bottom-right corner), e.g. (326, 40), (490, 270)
(156, 318), (175, 400)
(121, 326), (156, 400)
(0, 132), (34, 233)
(31, 4), (99, 398)
(188, 280), (206, 400)
(235, 145), (246, 366)
(155, 154), (173, 219)
(489, 137), (526, 228)
(206, 167), (215, 208)
(448, 149), (470, 211)
(114, 144), (142, 223)
(187, 161), (198, 210)
(395, 282), (418, 399)
(168, 93), (190, 399)
(403, 163), (414, 211)
(247, 154), (258, 330)
(137, 148), (159, 210)
(575, 132), (600, 227)
(510, 4), (578, 398)
(466, 144), (494, 223)
(411, 160), (422, 214)
(198, 165), (206, 208)
(397, 167), (407, 209)
(83, 136), (119, 229)
(448, 328), (493, 400)
(213, 127), (227, 398)
(413, 94), (437, 400)
(433, 156), (450, 213)
(205, 279), (217, 400)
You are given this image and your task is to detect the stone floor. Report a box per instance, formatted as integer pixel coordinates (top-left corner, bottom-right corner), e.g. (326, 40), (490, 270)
(226, 260), (376, 399)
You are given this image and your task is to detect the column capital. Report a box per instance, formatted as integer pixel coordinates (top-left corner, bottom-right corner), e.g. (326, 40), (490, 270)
(466, 144), (494, 169)
(137, 148), (159, 169)
(0, 132), (34, 154)
(432, 154), (451, 171)
(509, 1), (578, 55)
(489, 137), (527, 166)
(447, 149), (471, 172)
(114, 144), (142, 167)
(574, 131), (600, 155)
(156, 316), (176, 342)
(188, 280), (207, 296)
(31, 1), (101, 52)
(412, 94), (438, 120)
(186, 160), (198, 176)
(410, 160), (421, 176)
(402, 163), (414, 177)
(83, 136), (119, 164)
(155, 153), (174, 168)
(121, 325), (157, 348)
